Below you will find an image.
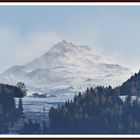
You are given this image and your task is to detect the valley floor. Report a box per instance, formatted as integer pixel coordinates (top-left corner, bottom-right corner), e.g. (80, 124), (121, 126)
(8, 94), (137, 134)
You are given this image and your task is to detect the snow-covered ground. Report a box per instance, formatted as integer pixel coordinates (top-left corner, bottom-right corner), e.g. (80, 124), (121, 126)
(15, 92), (76, 126)
(120, 95), (137, 102)
(7, 94), (75, 134)
(8, 94), (138, 134)
(20, 94), (136, 125)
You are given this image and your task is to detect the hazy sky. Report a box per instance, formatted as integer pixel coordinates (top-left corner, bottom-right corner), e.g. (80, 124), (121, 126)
(0, 5), (140, 73)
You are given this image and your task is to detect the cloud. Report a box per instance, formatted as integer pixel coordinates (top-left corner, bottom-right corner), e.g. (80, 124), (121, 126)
(0, 25), (63, 73)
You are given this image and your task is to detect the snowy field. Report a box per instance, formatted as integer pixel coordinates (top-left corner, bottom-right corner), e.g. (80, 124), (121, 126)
(15, 93), (76, 125)
(15, 94), (137, 127)
(9, 94), (137, 134)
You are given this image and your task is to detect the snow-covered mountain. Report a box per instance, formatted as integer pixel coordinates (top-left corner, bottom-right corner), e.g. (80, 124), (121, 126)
(0, 40), (133, 95)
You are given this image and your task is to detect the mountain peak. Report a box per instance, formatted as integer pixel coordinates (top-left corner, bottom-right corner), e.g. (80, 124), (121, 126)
(48, 40), (77, 55)
(61, 40), (69, 44)
(48, 40), (91, 55)
(58, 40), (75, 46)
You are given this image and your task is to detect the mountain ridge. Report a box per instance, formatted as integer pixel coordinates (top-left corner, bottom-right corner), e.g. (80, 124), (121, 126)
(0, 40), (133, 95)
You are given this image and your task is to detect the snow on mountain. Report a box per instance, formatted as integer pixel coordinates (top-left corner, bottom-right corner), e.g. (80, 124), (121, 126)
(0, 40), (133, 95)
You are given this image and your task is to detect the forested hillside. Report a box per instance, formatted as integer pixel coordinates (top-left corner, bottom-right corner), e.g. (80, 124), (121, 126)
(114, 70), (140, 96)
(49, 80), (140, 134)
